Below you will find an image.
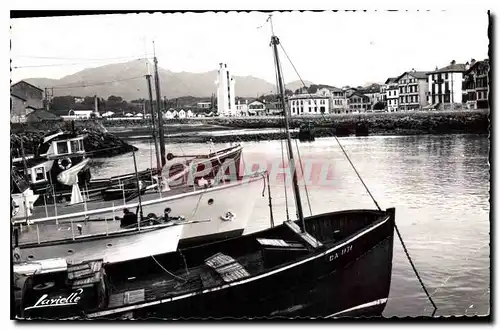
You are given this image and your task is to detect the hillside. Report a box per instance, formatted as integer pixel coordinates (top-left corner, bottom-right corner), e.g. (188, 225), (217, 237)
(22, 59), (296, 100)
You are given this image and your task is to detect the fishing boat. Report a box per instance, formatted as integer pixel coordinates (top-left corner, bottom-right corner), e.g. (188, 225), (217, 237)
(13, 20), (396, 319)
(298, 122), (316, 142)
(12, 128), (244, 206)
(11, 129), (92, 200)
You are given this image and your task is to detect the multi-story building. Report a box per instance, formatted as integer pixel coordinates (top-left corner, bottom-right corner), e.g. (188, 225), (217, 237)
(235, 99), (249, 115)
(11, 93), (27, 123)
(385, 77), (399, 112)
(395, 70), (429, 111)
(357, 84), (382, 110)
(288, 94), (330, 116)
(215, 63), (237, 116)
(347, 92), (370, 112)
(10, 80), (44, 116)
(248, 100), (266, 116)
(314, 86), (347, 114)
(462, 59), (489, 110)
(330, 87), (347, 114)
(426, 60), (466, 108)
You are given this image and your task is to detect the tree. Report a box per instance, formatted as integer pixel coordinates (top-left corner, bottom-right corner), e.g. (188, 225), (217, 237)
(107, 95), (123, 103)
(373, 102), (385, 111)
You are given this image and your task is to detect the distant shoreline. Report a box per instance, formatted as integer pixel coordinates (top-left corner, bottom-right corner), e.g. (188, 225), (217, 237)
(104, 110), (489, 144)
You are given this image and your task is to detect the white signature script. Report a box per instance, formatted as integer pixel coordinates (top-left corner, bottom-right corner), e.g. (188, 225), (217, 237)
(25, 288), (83, 310)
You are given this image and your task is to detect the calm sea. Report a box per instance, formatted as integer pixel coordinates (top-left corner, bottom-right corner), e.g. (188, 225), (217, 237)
(90, 134), (490, 317)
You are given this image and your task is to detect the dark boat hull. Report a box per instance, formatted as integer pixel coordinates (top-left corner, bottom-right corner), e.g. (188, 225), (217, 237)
(17, 209), (395, 320)
(102, 210), (394, 319)
(131, 236), (393, 319)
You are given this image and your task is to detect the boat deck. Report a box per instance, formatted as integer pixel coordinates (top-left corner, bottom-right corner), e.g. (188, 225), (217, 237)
(107, 251), (265, 309)
(29, 185), (196, 221)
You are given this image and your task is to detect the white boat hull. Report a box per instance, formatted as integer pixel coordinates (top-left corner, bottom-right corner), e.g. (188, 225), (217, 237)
(17, 224), (184, 264)
(16, 174), (266, 254)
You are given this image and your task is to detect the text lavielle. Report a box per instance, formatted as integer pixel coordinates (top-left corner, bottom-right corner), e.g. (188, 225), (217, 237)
(25, 288), (83, 310)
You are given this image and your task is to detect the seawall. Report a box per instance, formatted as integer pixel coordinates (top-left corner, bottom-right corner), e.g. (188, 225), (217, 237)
(103, 110), (490, 143)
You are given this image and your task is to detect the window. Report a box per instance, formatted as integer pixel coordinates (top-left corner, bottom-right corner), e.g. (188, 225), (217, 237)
(34, 166), (45, 182)
(56, 141), (69, 154)
(445, 73), (448, 79)
(71, 140), (81, 153)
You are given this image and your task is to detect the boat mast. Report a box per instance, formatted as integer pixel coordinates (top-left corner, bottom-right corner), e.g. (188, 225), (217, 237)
(153, 41), (167, 167)
(269, 16), (306, 232)
(145, 74), (162, 174)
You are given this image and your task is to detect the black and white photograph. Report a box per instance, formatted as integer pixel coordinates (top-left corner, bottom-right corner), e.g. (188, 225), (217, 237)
(9, 8), (491, 321)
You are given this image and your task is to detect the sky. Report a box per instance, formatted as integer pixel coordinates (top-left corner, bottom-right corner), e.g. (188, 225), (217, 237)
(10, 10), (490, 88)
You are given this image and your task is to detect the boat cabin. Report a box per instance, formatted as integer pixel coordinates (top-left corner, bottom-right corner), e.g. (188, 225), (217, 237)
(12, 130), (90, 195)
(37, 130), (86, 159)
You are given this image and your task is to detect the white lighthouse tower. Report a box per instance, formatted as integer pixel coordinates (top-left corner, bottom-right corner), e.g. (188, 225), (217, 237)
(216, 63), (236, 116)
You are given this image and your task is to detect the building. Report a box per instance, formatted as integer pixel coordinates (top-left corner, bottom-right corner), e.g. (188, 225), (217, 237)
(11, 93), (28, 123)
(462, 59), (489, 110)
(247, 100), (266, 116)
(11, 80), (44, 111)
(266, 101), (284, 115)
(395, 70), (429, 111)
(357, 84), (382, 110)
(347, 92), (370, 112)
(289, 94), (330, 116)
(385, 77), (399, 112)
(26, 109), (60, 123)
(236, 99), (249, 115)
(197, 102), (211, 109)
(426, 61), (466, 109)
(216, 63), (237, 116)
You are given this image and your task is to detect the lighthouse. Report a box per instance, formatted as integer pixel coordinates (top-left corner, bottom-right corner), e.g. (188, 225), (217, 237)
(215, 63), (236, 117)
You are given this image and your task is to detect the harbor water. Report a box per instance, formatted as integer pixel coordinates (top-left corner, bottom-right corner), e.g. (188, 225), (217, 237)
(89, 134), (490, 317)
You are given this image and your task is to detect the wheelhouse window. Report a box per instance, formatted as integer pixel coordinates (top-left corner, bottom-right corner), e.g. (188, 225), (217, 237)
(56, 141), (69, 154)
(71, 139), (83, 153)
(34, 166), (46, 182)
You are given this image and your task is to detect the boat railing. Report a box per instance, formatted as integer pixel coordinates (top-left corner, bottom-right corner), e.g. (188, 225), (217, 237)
(13, 171), (267, 226)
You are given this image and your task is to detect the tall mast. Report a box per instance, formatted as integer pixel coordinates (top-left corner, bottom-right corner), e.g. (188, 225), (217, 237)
(153, 41), (166, 167)
(145, 74), (162, 174)
(269, 17), (306, 232)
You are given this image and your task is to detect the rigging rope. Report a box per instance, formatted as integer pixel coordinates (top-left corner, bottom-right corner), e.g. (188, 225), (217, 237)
(275, 43), (313, 217)
(278, 39), (437, 316)
(150, 255), (187, 283)
(272, 40), (290, 221)
(294, 139), (313, 216)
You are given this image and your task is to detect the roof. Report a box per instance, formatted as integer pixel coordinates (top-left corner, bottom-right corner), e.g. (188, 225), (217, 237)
(357, 87), (380, 95)
(11, 80), (44, 92)
(289, 94), (329, 100)
(384, 77), (398, 84)
(348, 92), (370, 99)
(465, 59), (490, 75)
(26, 109), (60, 121)
(11, 93), (27, 101)
(395, 71), (429, 82)
(427, 63), (466, 74)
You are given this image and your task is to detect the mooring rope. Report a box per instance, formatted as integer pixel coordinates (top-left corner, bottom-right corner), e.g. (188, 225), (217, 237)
(394, 225), (438, 316)
(278, 40), (438, 316)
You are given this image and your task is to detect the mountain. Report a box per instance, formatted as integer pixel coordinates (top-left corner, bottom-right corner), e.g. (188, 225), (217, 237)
(22, 59), (290, 101)
(284, 80), (314, 92)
